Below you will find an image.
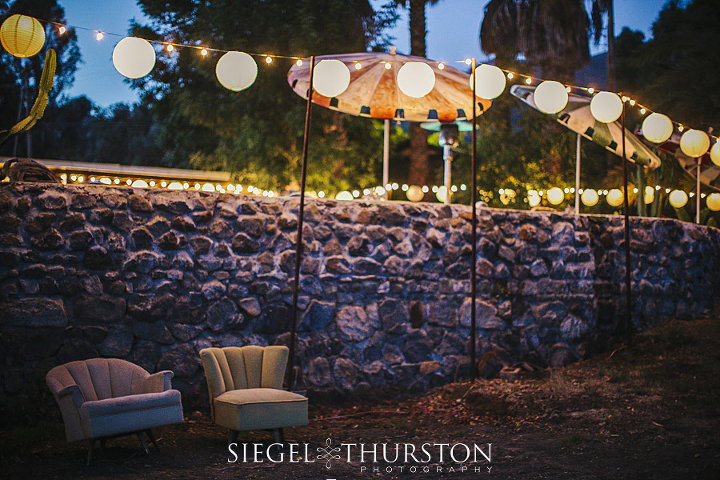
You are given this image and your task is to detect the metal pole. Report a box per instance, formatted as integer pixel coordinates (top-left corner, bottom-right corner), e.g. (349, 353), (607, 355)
(470, 59), (478, 379)
(697, 159), (701, 224)
(288, 56), (315, 391)
(575, 133), (581, 215)
(621, 100), (632, 348)
(383, 119), (390, 200)
(443, 145), (452, 205)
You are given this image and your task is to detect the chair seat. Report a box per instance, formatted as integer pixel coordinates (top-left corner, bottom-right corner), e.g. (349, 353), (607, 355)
(80, 390), (183, 439)
(214, 388), (308, 432)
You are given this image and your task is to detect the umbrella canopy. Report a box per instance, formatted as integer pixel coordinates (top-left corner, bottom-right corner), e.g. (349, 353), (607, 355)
(288, 52), (491, 123)
(510, 85), (661, 170)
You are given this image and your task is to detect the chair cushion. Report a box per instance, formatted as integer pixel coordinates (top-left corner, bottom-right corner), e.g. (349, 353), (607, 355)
(79, 390), (183, 439)
(214, 388), (308, 431)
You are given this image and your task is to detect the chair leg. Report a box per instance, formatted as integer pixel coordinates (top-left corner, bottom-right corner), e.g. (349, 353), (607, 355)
(87, 440), (95, 466)
(228, 429), (239, 445)
(136, 432), (150, 455)
(145, 429), (160, 452)
(273, 428), (285, 444)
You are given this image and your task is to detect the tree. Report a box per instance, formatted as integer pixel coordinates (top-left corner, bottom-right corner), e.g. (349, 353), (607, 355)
(392, 0), (442, 187)
(637, 0), (720, 131)
(132, 0), (396, 192)
(0, 0), (79, 157)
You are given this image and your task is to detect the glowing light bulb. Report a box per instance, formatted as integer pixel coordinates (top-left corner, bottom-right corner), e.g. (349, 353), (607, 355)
(355, 63), (362, 70)
(201, 48), (208, 56)
(166, 44), (174, 52)
(58, 25), (66, 34)
(96, 31), (104, 41)
(640, 108), (646, 114)
(265, 56), (272, 64)
(587, 87), (594, 94)
(296, 59), (302, 66)
(384, 62), (391, 70)
(507, 72), (514, 79)
(438, 63), (445, 70)
(525, 77), (532, 85)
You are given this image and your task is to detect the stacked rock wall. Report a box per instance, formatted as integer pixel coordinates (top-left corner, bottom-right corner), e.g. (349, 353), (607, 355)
(1, 184), (719, 418)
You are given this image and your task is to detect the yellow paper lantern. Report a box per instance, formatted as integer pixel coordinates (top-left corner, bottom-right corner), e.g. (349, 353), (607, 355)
(710, 141), (720, 166)
(644, 186), (655, 204)
(679, 129), (710, 158)
(641, 113), (673, 143)
(707, 193), (720, 211)
(546, 187), (564, 205)
(112, 37), (156, 79)
(0, 14), (45, 58)
(470, 64), (506, 100)
(216, 51), (258, 91)
(607, 188), (624, 207)
(590, 91), (623, 123)
(534, 81), (568, 114)
(335, 191), (353, 201)
(669, 190), (688, 208)
(406, 185), (424, 202)
(397, 62), (435, 98)
(313, 59), (350, 98)
(581, 189), (598, 206)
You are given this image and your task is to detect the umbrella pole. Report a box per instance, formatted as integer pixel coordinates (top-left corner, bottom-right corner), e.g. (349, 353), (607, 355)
(575, 133), (581, 215)
(288, 56), (315, 391)
(383, 119), (390, 200)
(470, 59), (478, 380)
(443, 145), (452, 205)
(621, 102), (633, 348)
(697, 159), (701, 224)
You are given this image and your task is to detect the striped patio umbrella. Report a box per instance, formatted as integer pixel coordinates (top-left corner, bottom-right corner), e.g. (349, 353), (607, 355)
(511, 84), (661, 169)
(288, 51), (491, 123)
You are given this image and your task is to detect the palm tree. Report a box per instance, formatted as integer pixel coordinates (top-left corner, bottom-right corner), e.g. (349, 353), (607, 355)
(394, 0), (443, 187)
(480, 0), (591, 83)
(480, 0), (613, 85)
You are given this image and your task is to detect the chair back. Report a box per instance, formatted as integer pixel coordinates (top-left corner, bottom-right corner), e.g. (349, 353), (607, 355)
(199, 346), (288, 402)
(46, 358), (150, 402)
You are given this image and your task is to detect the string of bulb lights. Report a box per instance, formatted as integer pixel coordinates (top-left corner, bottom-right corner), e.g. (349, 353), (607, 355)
(2, 13), (719, 212)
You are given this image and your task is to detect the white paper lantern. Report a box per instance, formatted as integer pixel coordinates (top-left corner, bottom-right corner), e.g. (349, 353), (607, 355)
(0, 14), (45, 58)
(534, 81), (568, 114)
(590, 91), (623, 123)
(131, 179), (149, 188)
(607, 188), (624, 207)
(680, 129), (710, 158)
(470, 64), (506, 100)
(335, 191), (353, 201)
(644, 186), (655, 204)
(313, 59), (350, 98)
(669, 190), (688, 208)
(707, 193), (720, 211)
(642, 113), (673, 143)
(435, 186), (448, 203)
(113, 37), (156, 79)
(546, 187), (564, 205)
(711, 141), (720, 166)
(581, 189), (599, 206)
(406, 185), (424, 202)
(216, 51), (258, 91)
(397, 62), (435, 98)
(527, 191), (541, 207)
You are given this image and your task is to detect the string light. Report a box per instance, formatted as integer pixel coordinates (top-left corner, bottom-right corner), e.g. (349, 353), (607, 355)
(355, 62), (362, 70)
(17, 15), (719, 152)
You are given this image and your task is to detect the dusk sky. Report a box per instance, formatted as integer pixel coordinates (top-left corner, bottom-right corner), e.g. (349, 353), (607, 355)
(58, 0), (672, 108)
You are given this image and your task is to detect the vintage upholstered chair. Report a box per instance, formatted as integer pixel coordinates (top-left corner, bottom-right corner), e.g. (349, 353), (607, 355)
(46, 358), (184, 464)
(200, 345), (308, 443)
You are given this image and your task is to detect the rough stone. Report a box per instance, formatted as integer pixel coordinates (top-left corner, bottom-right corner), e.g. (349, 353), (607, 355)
(299, 300), (335, 331)
(75, 294), (126, 323)
(207, 297), (242, 332)
(336, 306), (373, 342)
(2, 298), (67, 327)
(157, 344), (199, 377)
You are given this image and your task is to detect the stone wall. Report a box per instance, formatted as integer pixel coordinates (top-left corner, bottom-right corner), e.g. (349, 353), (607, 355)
(1, 184), (719, 418)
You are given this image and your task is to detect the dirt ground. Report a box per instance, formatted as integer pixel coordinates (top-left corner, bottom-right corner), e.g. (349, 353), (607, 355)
(2, 317), (720, 480)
